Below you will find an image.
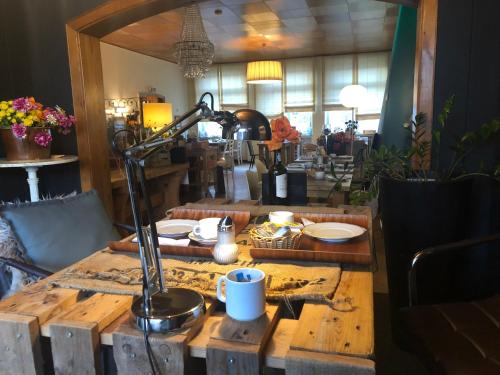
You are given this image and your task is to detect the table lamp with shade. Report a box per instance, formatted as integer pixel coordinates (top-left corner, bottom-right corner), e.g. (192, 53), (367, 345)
(142, 102), (173, 132)
(112, 92), (271, 337)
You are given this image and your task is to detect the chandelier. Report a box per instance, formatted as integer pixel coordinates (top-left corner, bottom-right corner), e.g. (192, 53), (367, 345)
(174, 4), (215, 79)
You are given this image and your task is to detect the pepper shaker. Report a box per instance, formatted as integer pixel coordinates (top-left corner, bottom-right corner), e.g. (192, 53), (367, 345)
(213, 216), (239, 264)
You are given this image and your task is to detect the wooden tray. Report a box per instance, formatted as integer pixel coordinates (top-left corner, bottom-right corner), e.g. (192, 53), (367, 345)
(250, 212), (372, 265)
(170, 207), (250, 235)
(109, 208), (251, 257)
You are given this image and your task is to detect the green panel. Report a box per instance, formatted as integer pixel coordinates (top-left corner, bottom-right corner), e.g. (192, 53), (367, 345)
(379, 6), (417, 149)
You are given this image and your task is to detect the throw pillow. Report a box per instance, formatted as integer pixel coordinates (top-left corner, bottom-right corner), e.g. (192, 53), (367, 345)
(0, 190), (120, 273)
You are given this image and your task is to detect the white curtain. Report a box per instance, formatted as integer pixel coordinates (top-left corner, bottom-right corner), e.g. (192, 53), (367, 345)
(194, 67), (220, 110)
(284, 58), (314, 111)
(323, 55), (354, 108)
(357, 52), (389, 114)
(256, 82), (283, 117)
(220, 63), (247, 107)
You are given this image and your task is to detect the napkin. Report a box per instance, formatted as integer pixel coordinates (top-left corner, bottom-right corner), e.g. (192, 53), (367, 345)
(131, 237), (190, 247)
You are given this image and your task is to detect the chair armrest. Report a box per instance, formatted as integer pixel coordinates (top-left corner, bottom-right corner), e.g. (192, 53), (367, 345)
(408, 232), (500, 306)
(0, 257), (53, 279)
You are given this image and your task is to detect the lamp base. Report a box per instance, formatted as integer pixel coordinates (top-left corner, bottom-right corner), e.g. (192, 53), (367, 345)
(131, 288), (206, 333)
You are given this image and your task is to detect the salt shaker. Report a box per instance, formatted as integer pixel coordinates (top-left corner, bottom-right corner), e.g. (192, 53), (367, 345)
(213, 216), (239, 264)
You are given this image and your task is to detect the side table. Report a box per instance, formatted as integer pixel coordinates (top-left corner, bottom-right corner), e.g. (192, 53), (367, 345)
(0, 155), (79, 201)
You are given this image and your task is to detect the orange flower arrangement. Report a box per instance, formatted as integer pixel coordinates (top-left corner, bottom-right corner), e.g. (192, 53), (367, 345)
(265, 116), (301, 151)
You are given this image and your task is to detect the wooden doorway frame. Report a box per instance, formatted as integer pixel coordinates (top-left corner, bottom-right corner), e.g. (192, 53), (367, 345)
(66, 0), (436, 213)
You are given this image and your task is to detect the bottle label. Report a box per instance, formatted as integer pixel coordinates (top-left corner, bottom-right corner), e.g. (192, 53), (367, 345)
(276, 174), (287, 198)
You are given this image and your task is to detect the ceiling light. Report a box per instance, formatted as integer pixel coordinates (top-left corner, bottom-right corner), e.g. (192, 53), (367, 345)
(174, 4), (215, 79)
(339, 85), (367, 108)
(246, 60), (283, 84)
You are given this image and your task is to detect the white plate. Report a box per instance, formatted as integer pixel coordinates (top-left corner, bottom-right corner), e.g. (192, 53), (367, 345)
(303, 222), (366, 243)
(188, 232), (218, 246)
(155, 219), (199, 238)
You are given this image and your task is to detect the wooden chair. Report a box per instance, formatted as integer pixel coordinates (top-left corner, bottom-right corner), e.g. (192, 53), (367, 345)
(254, 158), (268, 184)
(247, 141), (258, 170)
(234, 140), (243, 165)
(302, 143), (318, 158)
(245, 170), (261, 201)
(217, 140), (236, 200)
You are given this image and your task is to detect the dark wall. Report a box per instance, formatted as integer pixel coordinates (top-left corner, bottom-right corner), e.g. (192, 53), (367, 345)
(0, 0), (106, 201)
(434, 0), (500, 172)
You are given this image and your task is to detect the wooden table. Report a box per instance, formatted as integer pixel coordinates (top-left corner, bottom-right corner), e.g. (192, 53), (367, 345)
(0, 205), (374, 375)
(110, 163), (188, 224)
(0, 155), (78, 201)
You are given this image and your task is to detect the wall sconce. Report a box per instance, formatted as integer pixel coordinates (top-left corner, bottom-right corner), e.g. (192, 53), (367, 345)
(143, 103), (173, 132)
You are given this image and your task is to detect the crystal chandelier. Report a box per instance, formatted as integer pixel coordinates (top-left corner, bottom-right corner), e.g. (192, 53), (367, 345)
(174, 4), (215, 79)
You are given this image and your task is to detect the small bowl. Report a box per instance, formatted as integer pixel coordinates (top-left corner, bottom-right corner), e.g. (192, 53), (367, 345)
(269, 211), (294, 225)
(314, 171), (325, 180)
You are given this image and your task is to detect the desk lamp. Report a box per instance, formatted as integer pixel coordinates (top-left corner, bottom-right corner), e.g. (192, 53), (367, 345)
(112, 92), (271, 335)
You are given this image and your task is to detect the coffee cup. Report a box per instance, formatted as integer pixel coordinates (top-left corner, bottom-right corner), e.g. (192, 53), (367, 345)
(216, 268), (266, 321)
(268, 211), (294, 225)
(192, 217), (220, 239)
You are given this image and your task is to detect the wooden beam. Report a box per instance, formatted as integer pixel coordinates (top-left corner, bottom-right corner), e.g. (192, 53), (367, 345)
(413, 0), (438, 169)
(66, 26), (113, 214)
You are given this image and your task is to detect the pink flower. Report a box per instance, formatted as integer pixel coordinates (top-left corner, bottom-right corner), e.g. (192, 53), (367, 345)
(33, 131), (52, 147)
(12, 97), (39, 112)
(42, 106), (75, 134)
(11, 123), (27, 139)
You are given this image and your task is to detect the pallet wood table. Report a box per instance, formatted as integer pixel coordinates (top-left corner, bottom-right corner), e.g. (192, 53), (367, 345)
(0, 205), (374, 375)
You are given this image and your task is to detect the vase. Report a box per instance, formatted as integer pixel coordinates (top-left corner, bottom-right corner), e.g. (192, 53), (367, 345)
(1, 127), (52, 161)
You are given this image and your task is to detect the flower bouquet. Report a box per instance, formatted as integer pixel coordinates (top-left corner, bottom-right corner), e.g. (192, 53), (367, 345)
(0, 97), (76, 160)
(265, 116), (301, 151)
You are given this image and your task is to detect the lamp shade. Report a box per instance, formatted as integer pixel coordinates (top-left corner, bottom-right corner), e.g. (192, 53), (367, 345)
(339, 85), (367, 108)
(233, 109), (272, 140)
(247, 61), (283, 84)
(143, 103), (173, 130)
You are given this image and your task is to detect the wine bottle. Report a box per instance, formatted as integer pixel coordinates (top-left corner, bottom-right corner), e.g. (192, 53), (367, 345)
(268, 149), (288, 205)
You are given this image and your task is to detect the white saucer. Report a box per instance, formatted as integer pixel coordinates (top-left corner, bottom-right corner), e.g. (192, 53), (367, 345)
(188, 232), (217, 246)
(155, 219), (199, 239)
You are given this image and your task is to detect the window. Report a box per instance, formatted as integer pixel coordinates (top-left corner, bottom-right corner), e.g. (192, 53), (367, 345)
(284, 112), (313, 137)
(220, 63), (247, 108)
(357, 118), (380, 133)
(195, 68), (222, 139)
(284, 58), (314, 111)
(198, 122), (222, 139)
(194, 67), (220, 110)
(357, 52), (389, 114)
(255, 82), (283, 117)
(323, 55), (354, 108)
(324, 110), (353, 132)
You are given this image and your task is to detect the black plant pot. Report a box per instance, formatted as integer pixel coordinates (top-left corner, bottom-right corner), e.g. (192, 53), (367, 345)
(380, 177), (472, 317)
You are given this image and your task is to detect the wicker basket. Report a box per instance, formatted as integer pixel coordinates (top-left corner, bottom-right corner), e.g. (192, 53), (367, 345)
(249, 227), (302, 249)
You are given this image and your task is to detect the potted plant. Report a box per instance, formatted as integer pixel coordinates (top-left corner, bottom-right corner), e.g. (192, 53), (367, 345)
(351, 97), (500, 324)
(0, 97), (75, 160)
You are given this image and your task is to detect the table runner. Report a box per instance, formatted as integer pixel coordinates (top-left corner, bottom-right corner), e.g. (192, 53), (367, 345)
(49, 250), (342, 304)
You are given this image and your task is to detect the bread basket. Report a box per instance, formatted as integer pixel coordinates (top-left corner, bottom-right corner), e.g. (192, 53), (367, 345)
(249, 225), (302, 249)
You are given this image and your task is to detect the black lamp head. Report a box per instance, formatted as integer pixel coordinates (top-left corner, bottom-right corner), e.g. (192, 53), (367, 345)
(233, 109), (272, 141)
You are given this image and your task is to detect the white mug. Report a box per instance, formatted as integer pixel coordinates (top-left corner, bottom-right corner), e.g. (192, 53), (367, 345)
(193, 217), (220, 239)
(216, 268), (266, 321)
(268, 211), (294, 225)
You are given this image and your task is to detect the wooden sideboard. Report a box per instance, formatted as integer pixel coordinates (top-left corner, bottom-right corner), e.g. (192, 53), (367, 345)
(110, 163), (189, 225)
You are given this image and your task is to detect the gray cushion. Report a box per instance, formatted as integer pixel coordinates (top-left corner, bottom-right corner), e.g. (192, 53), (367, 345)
(0, 190), (120, 272)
